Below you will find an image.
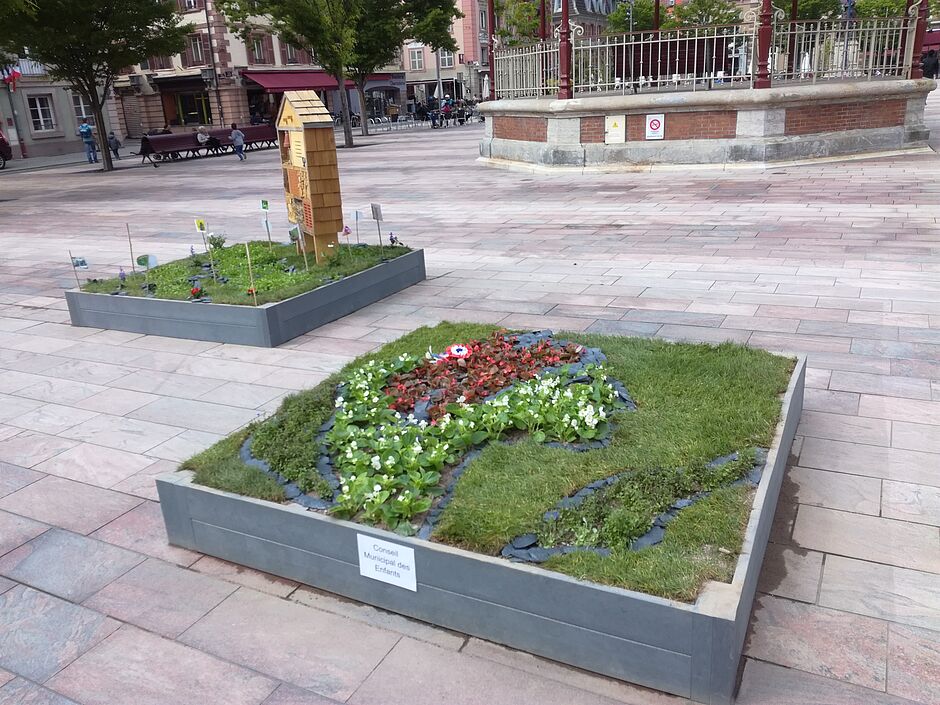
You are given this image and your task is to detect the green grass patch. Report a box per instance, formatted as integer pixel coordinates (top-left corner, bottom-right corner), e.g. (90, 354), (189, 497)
(180, 426), (285, 502)
(82, 241), (410, 305)
(183, 323), (792, 601)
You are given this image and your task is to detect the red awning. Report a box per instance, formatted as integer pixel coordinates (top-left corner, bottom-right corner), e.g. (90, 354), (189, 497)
(241, 70), (354, 92)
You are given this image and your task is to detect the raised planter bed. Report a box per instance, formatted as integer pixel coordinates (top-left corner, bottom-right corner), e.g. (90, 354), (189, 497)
(66, 248), (426, 347)
(158, 332), (804, 704)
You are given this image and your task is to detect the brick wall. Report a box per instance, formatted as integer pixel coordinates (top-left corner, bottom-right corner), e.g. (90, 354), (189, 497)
(493, 116), (548, 142)
(580, 116), (605, 143)
(578, 111), (735, 143)
(627, 111), (736, 141)
(785, 99), (905, 136)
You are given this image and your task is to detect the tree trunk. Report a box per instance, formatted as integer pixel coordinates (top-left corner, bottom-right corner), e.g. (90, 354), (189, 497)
(90, 90), (113, 172)
(335, 73), (354, 148)
(357, 82), (370, 136)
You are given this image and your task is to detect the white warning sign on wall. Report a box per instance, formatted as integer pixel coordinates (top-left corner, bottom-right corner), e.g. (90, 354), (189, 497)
(604, 114), (626, 144)
(645, 114), (665, 140)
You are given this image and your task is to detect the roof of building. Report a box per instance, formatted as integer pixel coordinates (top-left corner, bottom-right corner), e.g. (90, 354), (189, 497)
(276, 90), (334, 129)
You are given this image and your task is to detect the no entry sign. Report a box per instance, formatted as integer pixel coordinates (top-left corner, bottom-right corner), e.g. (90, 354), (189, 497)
(645, 114), (665, 140)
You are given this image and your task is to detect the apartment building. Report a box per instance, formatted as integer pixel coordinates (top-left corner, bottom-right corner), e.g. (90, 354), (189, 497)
(114, 0), (405, 138)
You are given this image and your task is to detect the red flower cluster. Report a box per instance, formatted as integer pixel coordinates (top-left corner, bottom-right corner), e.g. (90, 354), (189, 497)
(190, 286), (202, 297)
(385, 331), (582, 419)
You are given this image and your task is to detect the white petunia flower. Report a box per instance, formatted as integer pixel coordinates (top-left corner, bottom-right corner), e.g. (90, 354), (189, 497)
(370, 456), (382, 470)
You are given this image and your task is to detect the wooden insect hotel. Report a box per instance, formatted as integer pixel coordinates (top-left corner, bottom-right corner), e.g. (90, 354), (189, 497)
(276, 90), (342, 263)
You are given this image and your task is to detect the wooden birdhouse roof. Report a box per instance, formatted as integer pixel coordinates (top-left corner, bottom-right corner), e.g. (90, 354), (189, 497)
(277, 90), (334, 129)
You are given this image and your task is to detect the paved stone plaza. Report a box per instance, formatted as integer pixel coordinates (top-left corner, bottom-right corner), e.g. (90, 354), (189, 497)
(1, 95), (940, 705)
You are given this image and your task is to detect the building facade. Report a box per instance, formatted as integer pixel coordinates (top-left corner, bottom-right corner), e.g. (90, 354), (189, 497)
(0, 58), (117, 159)
(113, 0), (405, 138)
(403, 0), (490, 107)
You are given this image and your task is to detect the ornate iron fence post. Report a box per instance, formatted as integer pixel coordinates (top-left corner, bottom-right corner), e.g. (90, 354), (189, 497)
(558, 0), (573, 98)
(911, 0), (928, 78)
(755, 0), (774, 87)
(488, 0), (497, 98)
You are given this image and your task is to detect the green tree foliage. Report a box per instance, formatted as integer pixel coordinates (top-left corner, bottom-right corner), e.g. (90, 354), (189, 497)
(606, 0), (656, 32)
(773, 0), (841, 20)
(223, 0), (460, 147)
(665, 0), (740, 26)
(854, 0), (905, 16)
(495, 0), (539, 44)
(0, 0), (189, 171)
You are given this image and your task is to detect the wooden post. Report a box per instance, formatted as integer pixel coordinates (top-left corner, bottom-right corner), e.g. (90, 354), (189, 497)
(911, 0), (929, 78)
(558, 0), (573, 99)
(487, 0), (497, 99)
(540, 0), (548, 40)
(755, 0), (774, 88)
(653, 0), (660, 30)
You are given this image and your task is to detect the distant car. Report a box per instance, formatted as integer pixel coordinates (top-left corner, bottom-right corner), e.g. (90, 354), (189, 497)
(0, 128), (11, 169)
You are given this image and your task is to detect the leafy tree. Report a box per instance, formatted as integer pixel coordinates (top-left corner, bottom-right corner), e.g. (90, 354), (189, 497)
(1, 0), (189, 171)
(224, 0), (460, 147)
(773, 0), (841, 19)
(665, 0), (739, 26)
(854, 0), (905, 16)
(348, 0), (407, 136)
(606, 0), (656, 32)
(495, 0), (539, 44)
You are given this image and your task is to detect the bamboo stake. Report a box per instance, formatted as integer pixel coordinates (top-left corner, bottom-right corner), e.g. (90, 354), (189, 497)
(126, 224), (137, 273)
(67, 250), (81, 289)
(244, 243), (259, 306)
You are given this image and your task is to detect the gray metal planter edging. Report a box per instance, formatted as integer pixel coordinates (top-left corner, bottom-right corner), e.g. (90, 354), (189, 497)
(157, 356), (805, 704)
(66, 249), (426, 347)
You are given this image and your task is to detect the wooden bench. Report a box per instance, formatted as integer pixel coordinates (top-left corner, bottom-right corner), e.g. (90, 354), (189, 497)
(141, 124), (278, 162)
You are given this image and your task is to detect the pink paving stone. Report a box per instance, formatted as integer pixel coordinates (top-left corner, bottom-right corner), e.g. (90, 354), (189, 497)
(47, 626), (277, 705)
(737, 659), (914, 705)
(188, 555), (299, 597)
(0, 678), (81, 705)
(0, 462), (43, 499)
(0, 509), (48, 557)
(83, 558), (237, 638)
(745, 594), (889, 690)
(0, 476), (143, 535)
(178, 588), (400, 701)
(0, 671), (12, 689)
(0, 529), (144, 602)
(0, 585), (120, 682)
(90, 500), (201, 566)
(261, 685), (342, 705)
(347, 636), (641, 705)
(887, 623), (940, 704)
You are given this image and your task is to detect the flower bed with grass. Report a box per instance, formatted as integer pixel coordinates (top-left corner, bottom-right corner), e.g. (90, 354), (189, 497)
(185, 322), (794, 601)
(81, 240), (409, 305)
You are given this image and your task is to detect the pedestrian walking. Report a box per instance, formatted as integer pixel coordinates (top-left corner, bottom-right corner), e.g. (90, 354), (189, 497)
(923, 50), (939, 79)
(230, 123), (246, 161)
(107, 131), (122, 160)
(77, 118), (98, 164)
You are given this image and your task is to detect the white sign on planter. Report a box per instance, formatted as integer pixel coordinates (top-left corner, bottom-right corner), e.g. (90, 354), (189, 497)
(357, 534), (417, 591)
(604, 115), (626, 144)
(645, 114), (665, 140)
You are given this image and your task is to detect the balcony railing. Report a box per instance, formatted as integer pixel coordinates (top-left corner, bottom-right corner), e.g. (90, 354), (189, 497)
(16, 58), (46, 76)
(493, 12), (921, 99)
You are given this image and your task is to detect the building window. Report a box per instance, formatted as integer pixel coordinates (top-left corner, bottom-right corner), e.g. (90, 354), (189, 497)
(189, 34), (205, 65)
(284, 43), (298, 64)
(27, 94), (56, 131)
(139, 57), (150, 70)
(480, 10), (486, 28)
(71, 93), (95, 125)
(439, 49), (455, 68)
(409, 47), (424, 71)
(252, 37), (265, 63)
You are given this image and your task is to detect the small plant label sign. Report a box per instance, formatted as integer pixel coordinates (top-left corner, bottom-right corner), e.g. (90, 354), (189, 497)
(194, 218), (208, 233)
(356, 534), (417, 591)
(260, 199), (269, 211)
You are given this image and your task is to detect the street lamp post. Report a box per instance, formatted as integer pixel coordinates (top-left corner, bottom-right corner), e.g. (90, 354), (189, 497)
(558, 0), (573, 98)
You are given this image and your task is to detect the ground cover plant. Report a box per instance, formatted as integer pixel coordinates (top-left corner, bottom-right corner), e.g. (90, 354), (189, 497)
(81, 240), (409, 305)
(183, 322), (793, 601)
